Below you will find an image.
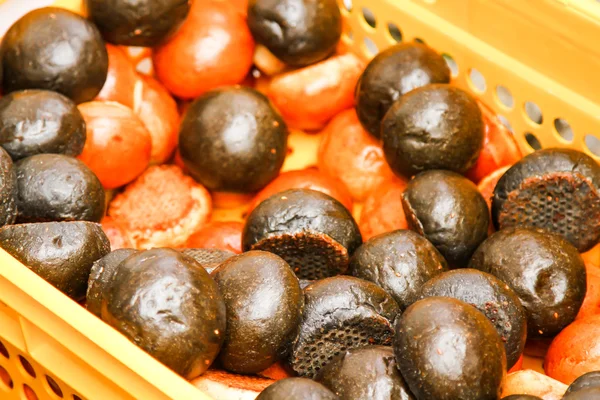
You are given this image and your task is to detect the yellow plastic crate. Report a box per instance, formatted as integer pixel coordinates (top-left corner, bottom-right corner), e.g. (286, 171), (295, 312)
(0, 0), (599, 399)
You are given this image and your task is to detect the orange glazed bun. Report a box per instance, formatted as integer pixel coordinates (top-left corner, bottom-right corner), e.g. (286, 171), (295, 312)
(152, 0), (255, 99)
(268, 54), (365, 131)
(318, 109), (395, 201)
(576, 263), (600, 320)
(359, 177), (408, 241)
(249, 168), (353, 213)
(134, 76), (180, 164)
(466, 101), (522, 183)
(184, 221), (244, 254)
(78, 101), (152, 189)
(545, 314), (600, 384)
(96, 44), (138, 108)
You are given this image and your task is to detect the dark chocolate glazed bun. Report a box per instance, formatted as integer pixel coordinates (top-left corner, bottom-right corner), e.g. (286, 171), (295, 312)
(213, 251), (304, 374)
(317, 346), (416, 400)
(290, 276), (399, 379)
(243, 189), (362, 279)
(247, 0), (342, 67)
(492, 148), (600, 252)
(1, 7), (108, 104)
(178, 86), (288, 193)
(418, 268), (527, 369)
(349, 229), (448, 310)
(355, 42), (450, 139)
(256, 377), (338, 400)
(394, 297), (506, 400)
(402, 170), (489, 267)
(469, 227), (586, 338)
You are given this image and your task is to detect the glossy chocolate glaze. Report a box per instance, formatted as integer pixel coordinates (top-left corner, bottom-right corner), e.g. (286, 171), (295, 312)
(492, 148), (600, 252)
(394, 297), (506, 400)
(401, 170), (489, 267)
(256, 377), (338, 400)
(349, 229), (448, 310)
(243, 188), (362, 279)
(179, 86), (288, 193)
(87, 248), (138, 317)
(566, 371), (600, 394)
(1, 8), (108, 104)
(0, 221), (110, 300)
(100, 248), (226, 379)
(355, 43), (450, 138)
(317, 346), (416, 400)
(291, 276), (399, 378)
(86, 0), (190, 47)
(0, 90), (86, 160)
(248, 0), (342, 66)
(15, 154), (105, 223)
(418, 268), (527, 369)
(562, 388), (600, 400)
(469, 227), (586, 338)
(0, 147), (17, 227)
(213, 251), (304, 374)
(382, 84), (484, 177)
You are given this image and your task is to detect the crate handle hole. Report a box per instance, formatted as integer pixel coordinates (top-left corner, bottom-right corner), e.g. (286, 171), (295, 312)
(0, 341), (9, 359)
(364, 37), (379, 56)
(387, 23), (402, 42)
(73, 395), (83, 400)
(498, 115), (513, 132)
(554, 118), (574, 142)
(343, 0), (352, 12)
(524, 101), (543, 125)
(414, 37), (426, 44)
(46, 376), (64, 398)
(18, 356), (36, 378)
(468, 68), (487, 93)
(495, 85), (514, 109)
(442, 53), (459, 77)
(362, 7), (376, 28)
(0, 366), (13, 390)
(585, 134), (600, 157)
(525, 132), (542, 150)
(24, 384), (38, 400)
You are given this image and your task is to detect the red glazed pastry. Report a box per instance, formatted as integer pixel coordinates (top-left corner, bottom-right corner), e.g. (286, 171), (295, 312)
(257, 362), (294, 381)
(359, 177), (408, 241)
(577, 263), (600, 320)
(185, 221), (244, 254)
(249, 168), (353, 213)
(96, 44), (138, 108)
(318, 109), (395, 201)
(108, 165), (212, 249)
(466, 101), (522, 183)
(507, 355), (524, 374)
(78, 101), (152, 189)
(134, 75), (180, 164)
(583, 244), (600, 268)
(152, 0), (255, 99)
(545, 314), (600, 384)
(477, 166), (510, 235)
(268, 53), (364, 131)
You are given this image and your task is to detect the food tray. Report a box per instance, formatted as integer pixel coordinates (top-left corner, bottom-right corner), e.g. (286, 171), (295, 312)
(0, 0), (599, 399)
